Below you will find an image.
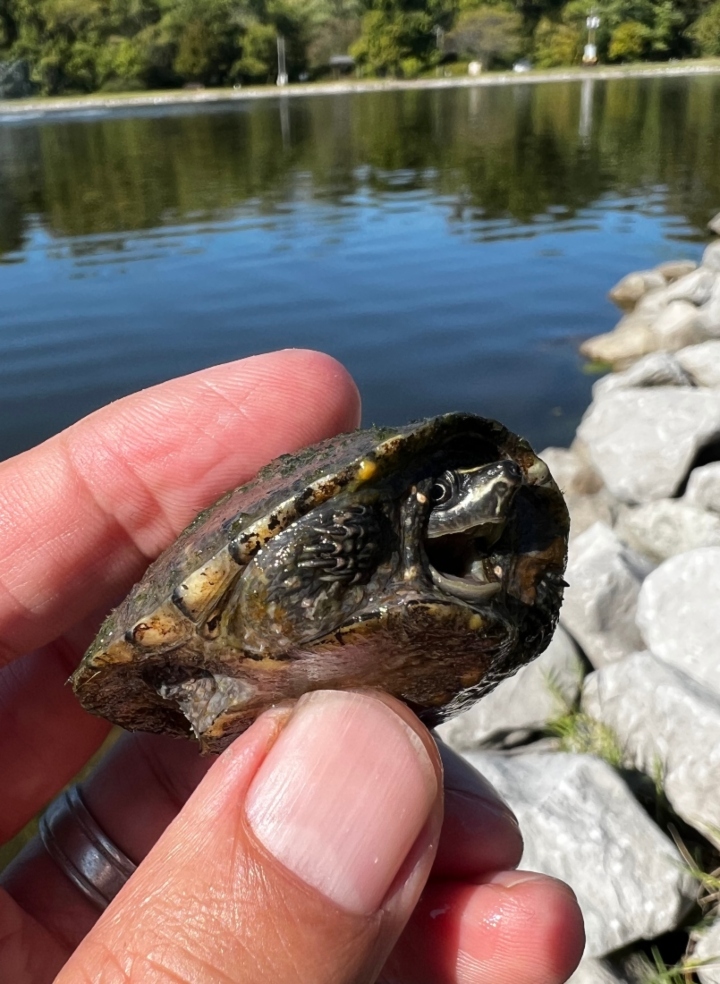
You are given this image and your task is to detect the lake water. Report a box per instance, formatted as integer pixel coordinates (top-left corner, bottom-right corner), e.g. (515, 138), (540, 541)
(1, 75), (719, 461)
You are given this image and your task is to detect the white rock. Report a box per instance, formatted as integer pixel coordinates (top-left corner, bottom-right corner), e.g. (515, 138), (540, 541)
(567, 959), (631, 984)
(539, 446), (604, 495)
(561, 523), (650, 667)
(655, 259), (697, 283)
(580, 318), (657, 369)
(577, 388), (720, 502)
(702, 241), (720, 273)
(709, 212), (720, 236)
(664, 267), (716, 306)
(685, 462), (720, 513)
(592, 351), (691, 399)
(615, 500), (720, 562)
(583, 650), (720, 846)
(694, 918), (720, 984)
(634, 288), (670, 318)
(566, 489), (619, 540)
(636, 547), (720, 701)
(461, 750), (696, 957)
(699, 280), (720, 336)
(436, 625), (584, 749)
(608, 270), (667, 309)
(651, 299), (709, 349)
(676, 340), (720, 386)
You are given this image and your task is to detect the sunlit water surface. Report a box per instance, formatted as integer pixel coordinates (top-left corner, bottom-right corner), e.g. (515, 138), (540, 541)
(1, 75), (719, 460)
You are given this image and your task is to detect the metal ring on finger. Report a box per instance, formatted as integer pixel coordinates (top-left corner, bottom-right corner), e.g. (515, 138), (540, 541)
(39, 785), (137, 910)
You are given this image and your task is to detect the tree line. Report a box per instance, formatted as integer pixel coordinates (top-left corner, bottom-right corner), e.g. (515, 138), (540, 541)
(0, 0), (718, 97)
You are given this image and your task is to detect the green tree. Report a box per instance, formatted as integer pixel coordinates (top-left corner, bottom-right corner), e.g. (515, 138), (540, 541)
(608, 18), (651, 57)
(688, 0), (720, 54)
(445, 6), (523, 65)
(532, 16), (581, 63)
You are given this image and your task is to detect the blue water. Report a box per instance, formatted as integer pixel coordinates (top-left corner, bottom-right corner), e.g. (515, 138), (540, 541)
(0, 77), (717, 460)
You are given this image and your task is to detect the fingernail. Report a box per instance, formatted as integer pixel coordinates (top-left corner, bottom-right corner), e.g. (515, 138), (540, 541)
(246, 690), (438, 915)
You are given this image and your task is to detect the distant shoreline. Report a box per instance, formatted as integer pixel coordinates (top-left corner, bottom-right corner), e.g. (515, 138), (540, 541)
(2, 60), (720, 119)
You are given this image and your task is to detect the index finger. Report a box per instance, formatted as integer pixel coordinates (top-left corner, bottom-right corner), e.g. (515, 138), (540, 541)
(0, 351), (360, 840)
(0, 349), (361, 666)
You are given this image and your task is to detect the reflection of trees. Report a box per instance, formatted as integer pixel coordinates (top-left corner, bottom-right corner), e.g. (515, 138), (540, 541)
(1, 75), (719, 258)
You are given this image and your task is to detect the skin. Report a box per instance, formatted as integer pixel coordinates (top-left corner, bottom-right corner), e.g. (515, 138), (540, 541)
(0, 350), (585, 984)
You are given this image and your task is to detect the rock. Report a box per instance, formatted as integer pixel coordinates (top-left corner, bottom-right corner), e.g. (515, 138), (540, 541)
(694, 918), (720, 984)
(580, 317), (658, 369)
(577, 388), (720, 503)
(635, 547), (720, 702)
(461, 750), (696, 956)
(583, 650), (720, 847)
(560, 523), (650, 667)
(676, 340), (720, 386)
(615, 500), (720, 562)
(702, 241), (720, 273)
(655, 259), (698, 283)
(567, 959), (632, 984)
(539, 446), (604, 496)
(436, 625), (584, 750)
(651, 299), (710, 349)
(699, 279), (720, 336)
(685, 462), (720, 513)
(664, 267), (716, 306)
(592, 351), (691, 399)
(566, 488), (619, 540)
(709, 212), (720, 236)
(634, 288), (670, 319)
(608, 270), (667, 310)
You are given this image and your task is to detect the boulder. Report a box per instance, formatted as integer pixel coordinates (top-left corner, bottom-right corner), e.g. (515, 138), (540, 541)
(608, 270), (666, 310)
(651, 299), (709, 349)
(461, 750), (696, 956)
(699, 279), (720, 336)
(583, 651), (720, 846)
(592, 351), (691, 399)
(560, 522), (650, 667)
(702, 241), (720, 273)
(615, 500), (720, 562)
(577, 387), (720, 503)
(676, 340), (720, 386)
(709, 212), (720, 236)
(684, 462), (720, 513)
(436, 625), (584, 750)
(580, 317), (658, 369)
(694, 918), (720, 984)
(566, 488), (619, 540)
(655, 259), (697, 283)
(664, 267), (716, 306)
(539, 446), (604, 496)
(567, 959), (633, 984)
(635, 547), (720, 702)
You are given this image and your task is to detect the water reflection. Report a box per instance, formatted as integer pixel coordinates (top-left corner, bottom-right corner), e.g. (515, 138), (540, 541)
(0, 76), (718, 461)
(0, 76), (718, 260)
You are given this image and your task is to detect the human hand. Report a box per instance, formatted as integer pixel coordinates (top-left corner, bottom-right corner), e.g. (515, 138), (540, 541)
(0, 350), (584, 984)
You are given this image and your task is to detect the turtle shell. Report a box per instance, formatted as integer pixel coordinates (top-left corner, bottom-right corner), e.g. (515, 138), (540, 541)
(72, 413), (569, 753)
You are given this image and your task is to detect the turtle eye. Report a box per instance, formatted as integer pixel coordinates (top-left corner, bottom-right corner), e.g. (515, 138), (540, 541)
(430, 471), (459, 508)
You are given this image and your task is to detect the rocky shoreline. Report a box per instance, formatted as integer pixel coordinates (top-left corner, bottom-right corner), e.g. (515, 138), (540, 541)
(1, 61), (720, 120)
(438, 211), (720, 983)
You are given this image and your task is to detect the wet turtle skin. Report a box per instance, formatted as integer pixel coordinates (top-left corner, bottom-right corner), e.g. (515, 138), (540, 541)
(72, 413), (569, 753)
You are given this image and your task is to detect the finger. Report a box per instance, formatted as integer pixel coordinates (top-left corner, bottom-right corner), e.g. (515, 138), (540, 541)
(382, 872), (585, 984)
(434, 741), (523, 878)
(3, 727), (524, 944)
(0, 349), (360, 665)
(52, 692), (442, 984)
(0, 351), (360, 837)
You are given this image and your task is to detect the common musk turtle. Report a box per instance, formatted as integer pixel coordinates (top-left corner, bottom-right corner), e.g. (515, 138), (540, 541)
(72, 413), (569, 753)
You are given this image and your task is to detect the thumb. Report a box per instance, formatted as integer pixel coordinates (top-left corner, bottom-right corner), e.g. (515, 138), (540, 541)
(55, 691), (443, 984)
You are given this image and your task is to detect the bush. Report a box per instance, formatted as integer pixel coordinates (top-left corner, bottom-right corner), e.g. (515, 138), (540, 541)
(688, 0), (720, 56)
(532, 17), (582, 66)
(445, 7), (523, 68)
(608, 20), (651, 60)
